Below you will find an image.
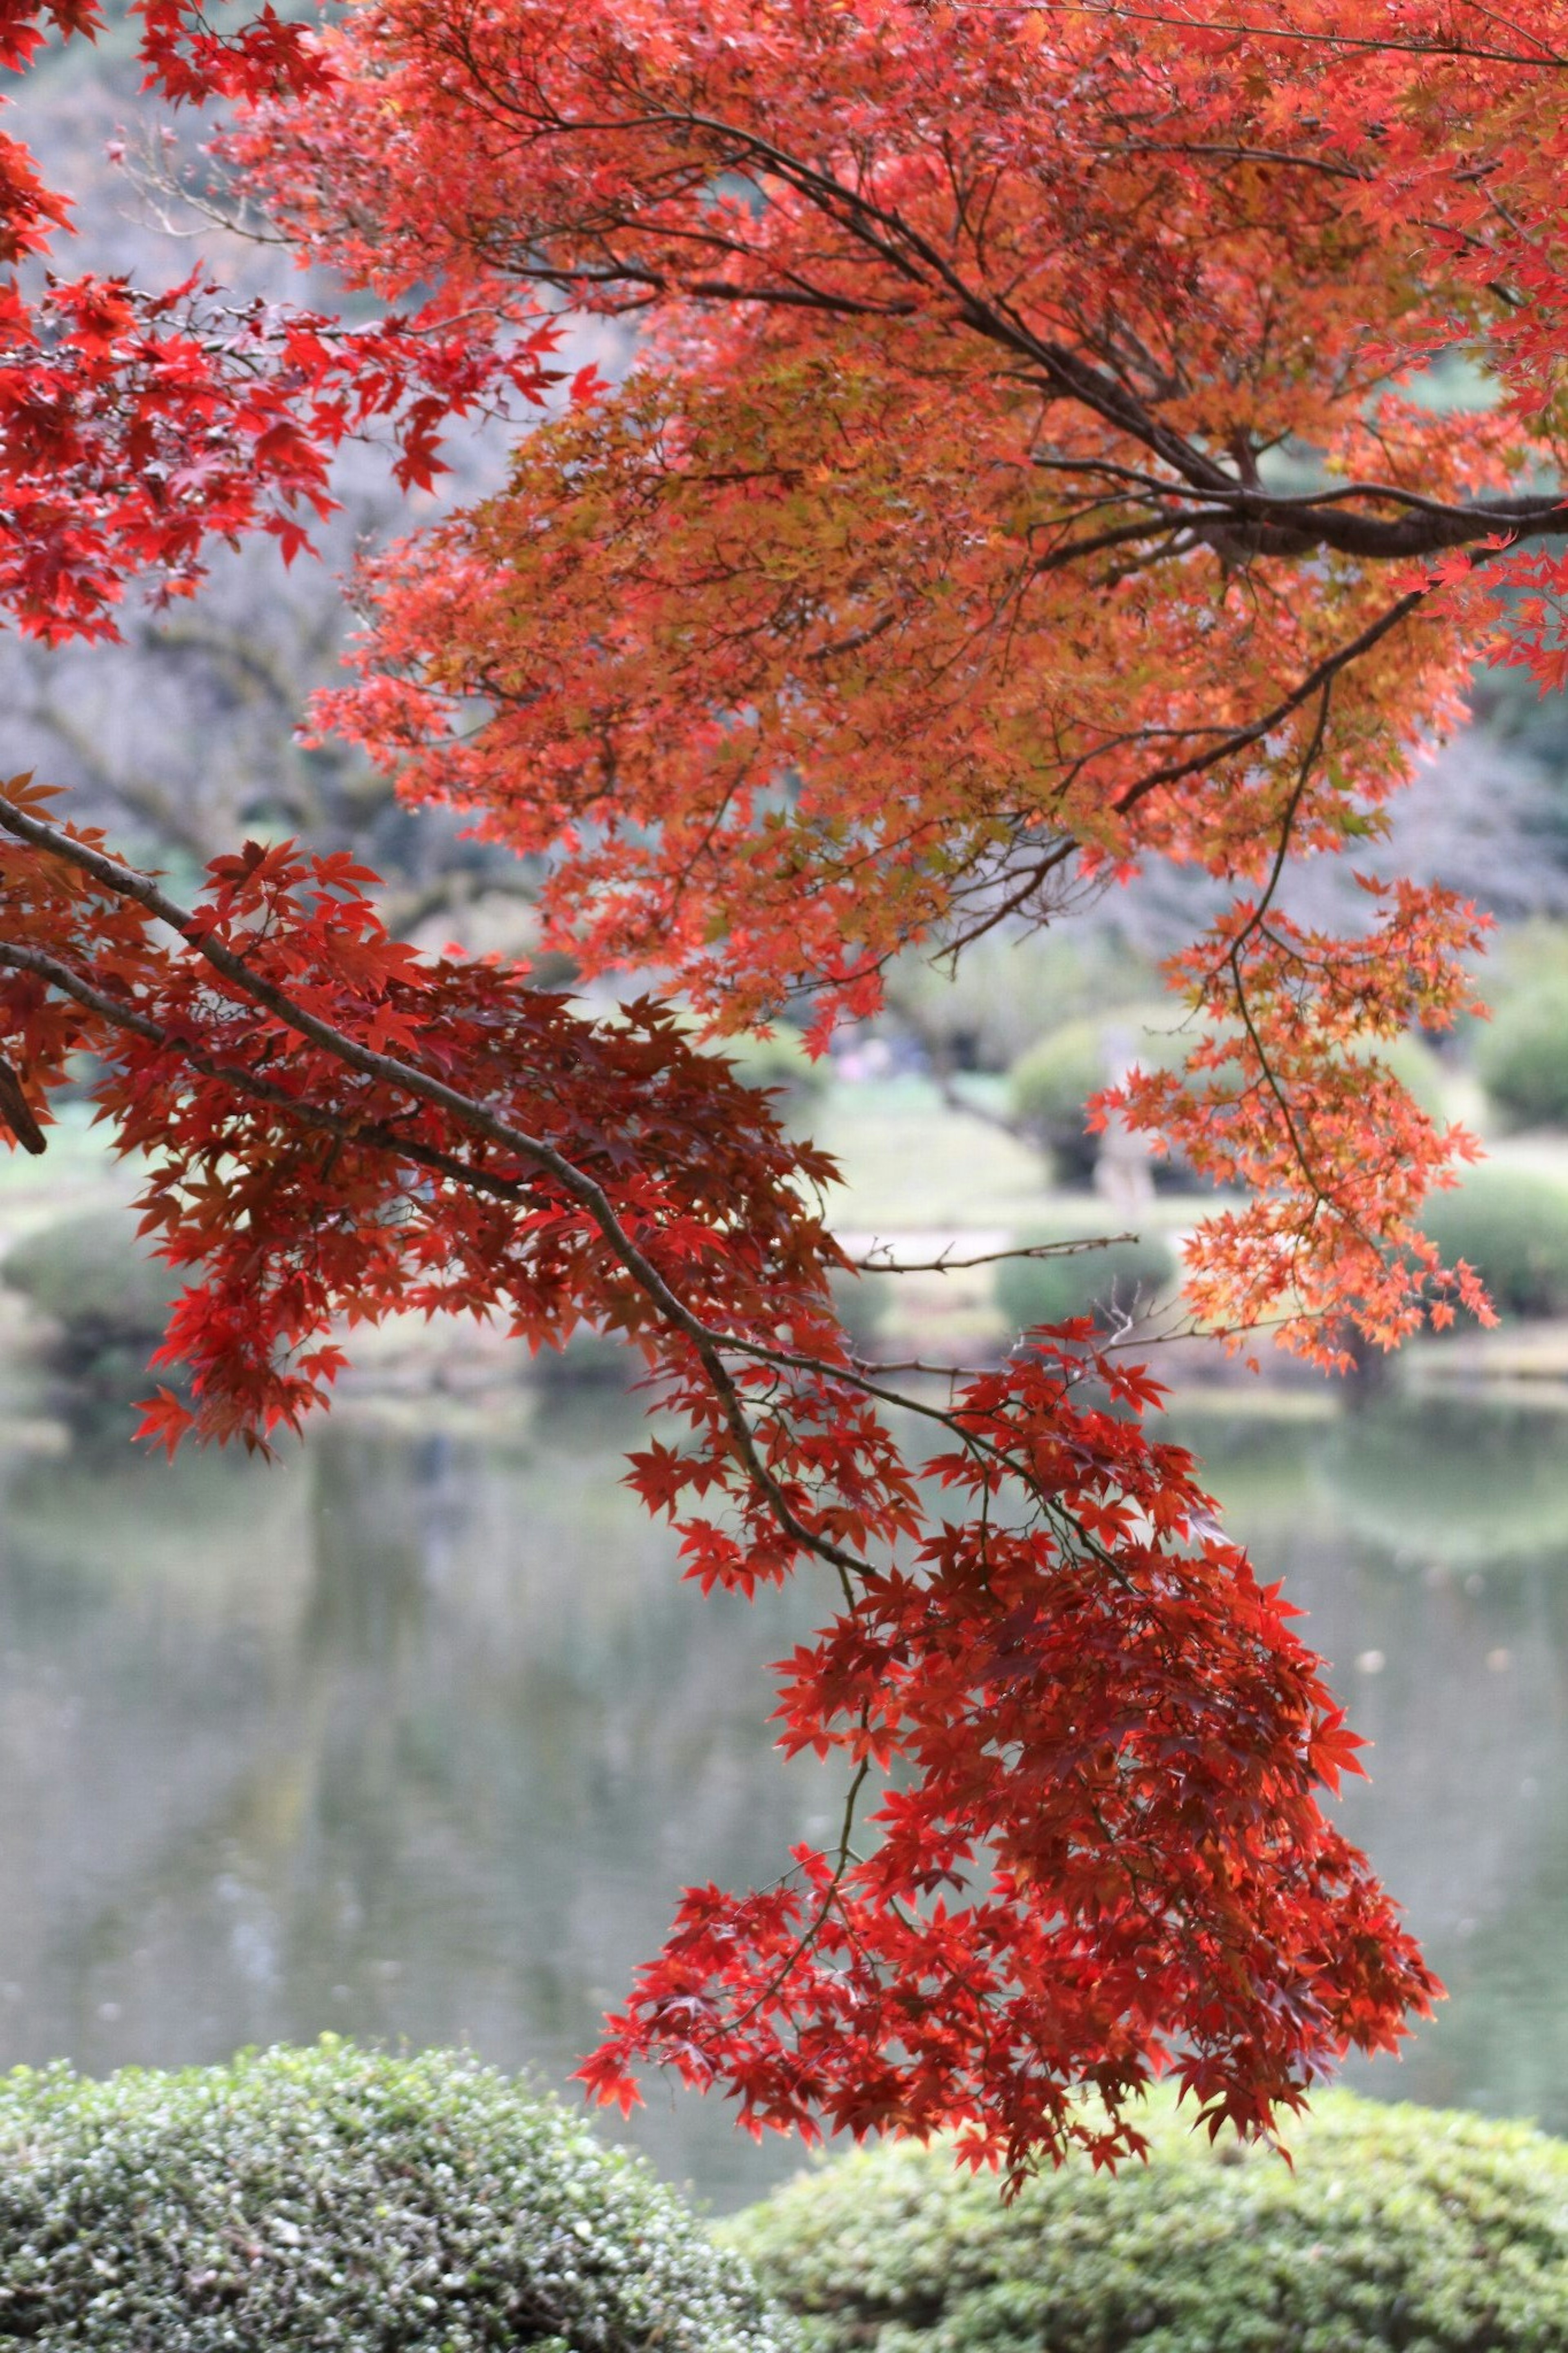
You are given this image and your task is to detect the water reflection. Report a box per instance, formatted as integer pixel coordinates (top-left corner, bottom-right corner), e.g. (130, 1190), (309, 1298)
(1187, 1395), (1568, 2129)
(1, 1387), (1568, 2206)
(0, 1405), (837, 2206)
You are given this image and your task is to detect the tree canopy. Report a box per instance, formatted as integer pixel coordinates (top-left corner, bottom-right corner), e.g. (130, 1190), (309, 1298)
(4, 0), (1564, 2183)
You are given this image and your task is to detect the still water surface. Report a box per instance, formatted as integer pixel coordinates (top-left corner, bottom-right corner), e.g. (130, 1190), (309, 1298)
(1, 1384), (1566, 2208)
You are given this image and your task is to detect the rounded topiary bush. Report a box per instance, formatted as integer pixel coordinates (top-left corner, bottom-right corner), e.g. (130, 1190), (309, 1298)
(1476, 979), (1568, 1129)
(716, 1027), (829, 1129)
(2, 1205), (179, 1338)
(1423, 1166), (1568, 1318)
(1355, 1028), (1449, 1124)
(1010, 1019), (1446, 1184)
(994, 1223), (1177, 1334)
(829, 1266), (893, 1358)
(0, 2042), (790, 2353)
(535, 1323), (640, 1394)
(724, 2094), (1568, 2353)
(1008, 1019), (1102, 1180)
(0, 1205), (183, 1419)
(1008, 1007), (1186, 1184)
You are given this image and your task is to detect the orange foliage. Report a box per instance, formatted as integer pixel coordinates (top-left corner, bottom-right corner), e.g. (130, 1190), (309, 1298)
(236, 0), (1568, 1351)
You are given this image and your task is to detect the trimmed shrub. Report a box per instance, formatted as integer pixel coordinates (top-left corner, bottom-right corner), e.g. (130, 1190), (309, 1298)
(1009, 1006), (1186, 1184)
(884, 934), (1162, 1076)
(2, 1205), (178, 1336)
(1423, 1166), (1568, 1318)
(535, 1323), (641, 1394)
(0, 1206), (182, 1417)
(1476, 979), (1568, 1129)
(724, 2093), (1568, 2353)
(0, 2041), (788, 2353)
(1010, 1019), (1446, 1184)
(717, 1027), (829, 1127)
(994, 1222), (1177, 1333)
(829, 1266), (893, 1357)
(1358, 1029), (1449, 1124)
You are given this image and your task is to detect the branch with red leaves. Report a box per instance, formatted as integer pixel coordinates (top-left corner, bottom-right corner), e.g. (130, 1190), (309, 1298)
(0, 0), (577, 639)
(0, 274), (570, 640)
(0, 775), (1437, 2171)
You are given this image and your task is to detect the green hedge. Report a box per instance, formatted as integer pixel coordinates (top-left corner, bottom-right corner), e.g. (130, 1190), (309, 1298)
(1, 1206), (179, 1338)
(1357, 1030), (1449, 1125)
(1008, 1006), (1185, 1183)
(535, 1324), (640, 1394)
(884, 934), (1163, 1077)
(1009, 1021), (1446, 1185)
(829, 1266), (893, 1356)
(715, 1027), (829, 1128)
(0, 2042), (787, 2353)
(1, 1205), (183, 1419)
(1423, 1166), (1568, 1318)
(725, 2094), (1568, 2353)
(994, 1222), (1177, 1333)
(1476, 980), (1568, 1129)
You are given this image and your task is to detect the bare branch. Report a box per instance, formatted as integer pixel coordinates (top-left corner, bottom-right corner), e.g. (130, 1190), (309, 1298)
(852, 1234), (1137, 1275)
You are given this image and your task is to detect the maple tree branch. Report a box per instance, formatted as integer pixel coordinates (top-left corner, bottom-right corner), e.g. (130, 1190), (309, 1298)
(498, 94), (1568, 566)
(1111, 592), (1425, 818)
(478, 88), (1568, 569)
(497, 71), (1238, 495)
(0, 878), (1080, 1521)
(1223, 945), (1340, 1236)
(0, 917), (1141, 1602)
(1040, 0), (1568, 66)
(0, 810), (1143, 1593)
(1100, 141), (1366, 180)
(720, 1751), (876, 2031)
(1223, 680), (1335, 970)
(0, 798), (887, 1590)
(1028, 459), (1568, 563)
(937, 586), (1413, 957)
(402, 44), (1568, 574)
(0, 938), (543, 1194)
(852, 1235), (1135, 1275)
(1027, 513), (1213, 573)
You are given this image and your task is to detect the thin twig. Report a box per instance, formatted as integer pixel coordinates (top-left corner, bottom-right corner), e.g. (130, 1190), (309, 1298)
(852, 1233), (1137, 1274)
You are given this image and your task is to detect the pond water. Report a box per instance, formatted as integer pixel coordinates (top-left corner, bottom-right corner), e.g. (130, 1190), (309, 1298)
(1, 1380), (1566, 2210)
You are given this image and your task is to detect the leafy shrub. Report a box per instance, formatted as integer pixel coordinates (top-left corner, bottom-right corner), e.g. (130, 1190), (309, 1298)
(1483, 921), (1568, 1010)
(0, 2041), (788, 2353)
(535, 1323), (640, 1393)
(1008, 1008), (1187, 1183)
(1357, 1029), (1449, 1124)
(884, 934), (1161, 1075)
(1476, 979), (1568, 1128)
(725, 2093), (1568, 2353)
(1423, 1166), (1568, 1317)
(1009, 1019), (1446, 1185)
(717, 1027), (829, 1126)
(2, 1206), (178, 1337)
(994, 1222), (1177, 1333)
(1, 1206), (182, 1416)
(830, 1266), (893, 1356)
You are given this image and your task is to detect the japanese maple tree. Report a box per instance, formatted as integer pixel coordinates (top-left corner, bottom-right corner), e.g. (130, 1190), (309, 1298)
(3, 0), (1564, 2179)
